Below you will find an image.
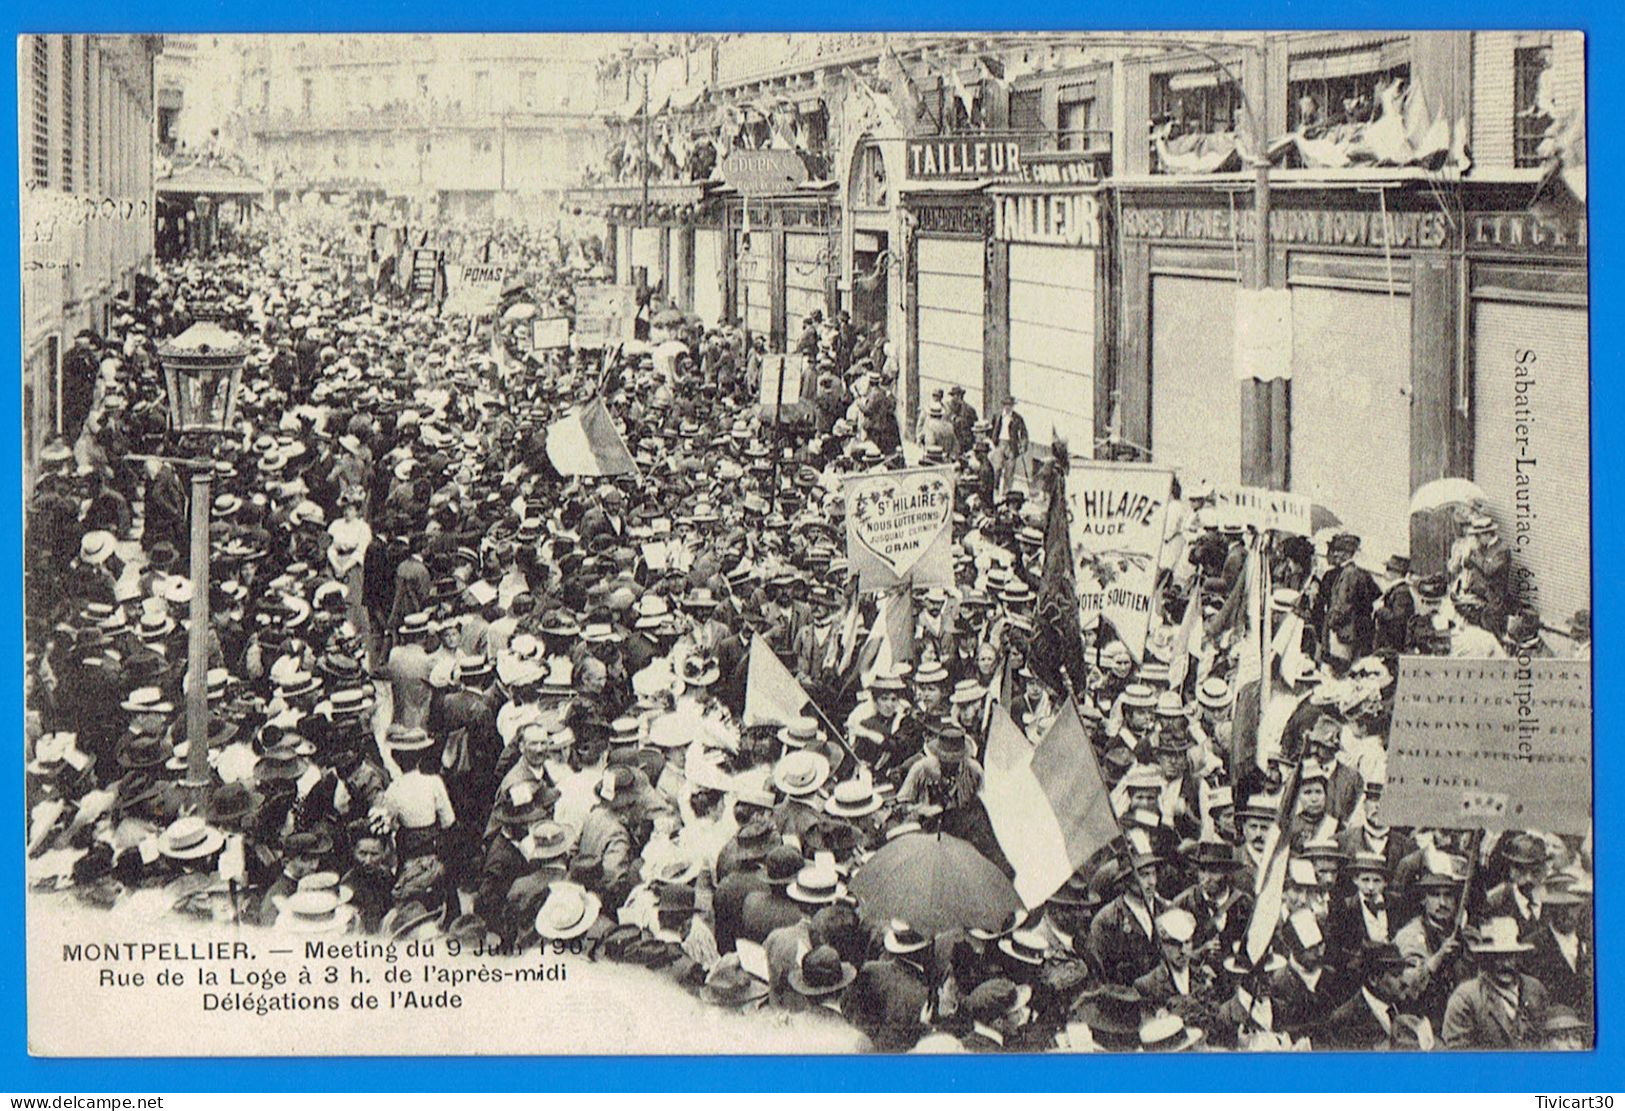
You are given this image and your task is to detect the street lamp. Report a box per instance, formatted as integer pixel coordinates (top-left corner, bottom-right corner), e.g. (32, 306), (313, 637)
(157, 321), (249, 800)
(630, 42), (659, 230)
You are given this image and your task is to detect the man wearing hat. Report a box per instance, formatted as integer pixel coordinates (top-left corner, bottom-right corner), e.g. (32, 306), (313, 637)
(1174, 839), (1249, 956)
(896, 722), (982, 819)
(1311, 532), (1380, 668)
(1133, 907), (1203, 1005)
(1441, 917), (1550, 1048)
(1328, 851), (1395, 957)
(1320, 942), (1435, 1050)
(1086, 831), (1164, 984)
(1523, 874), (1593, 1022)
(958, 977), (1034, 1052)
(1483, 831), (1549, 941)
(1394, 862), (1470, 1028)
(1269, 907), (1344, 1040)
(849, 919), (934, 1051)
(1449, 513), (1513, 637)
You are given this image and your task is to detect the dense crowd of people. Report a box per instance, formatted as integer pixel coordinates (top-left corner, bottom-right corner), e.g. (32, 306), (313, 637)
(24, 211), (1593, 1053)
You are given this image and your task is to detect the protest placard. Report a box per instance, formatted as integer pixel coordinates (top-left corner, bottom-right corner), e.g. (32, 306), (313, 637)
(844, 465), (956, 591)
(575, 284), (638, 347)
(442, 263), (505, 316)
(1067, 462), (1174, 661)
(531, 315), (571, 349)
(1383, 657), (1592, 835)
(1210, 485), (1313, 536)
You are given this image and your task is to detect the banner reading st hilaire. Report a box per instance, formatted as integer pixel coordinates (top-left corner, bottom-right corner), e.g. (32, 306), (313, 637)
(1066, 462), (1174, 662)
(843, 465), (956, 591)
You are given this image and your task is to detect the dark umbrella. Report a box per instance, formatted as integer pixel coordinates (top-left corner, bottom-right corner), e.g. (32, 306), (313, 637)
(849, 831), (1022, 935)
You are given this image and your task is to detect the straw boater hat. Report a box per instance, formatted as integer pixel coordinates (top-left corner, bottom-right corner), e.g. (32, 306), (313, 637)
(787, 864), (846, 905)
(824, 778), (883, 818)
(157, 816), (226, 861)
(273, 889), (357, 934)
(778, 716), (824, 750)
(772, 750), (831, 798)
(1469, 916), (1536, 954)
(883, 918), (932, 955)
(534, 882), (601, 941)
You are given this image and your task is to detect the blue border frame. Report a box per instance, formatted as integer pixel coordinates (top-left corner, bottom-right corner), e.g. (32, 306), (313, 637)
(3, 1), (1617, 1091)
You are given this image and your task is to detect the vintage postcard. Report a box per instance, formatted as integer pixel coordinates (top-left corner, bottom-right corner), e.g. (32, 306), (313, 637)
(21, 30), (1591, 1056)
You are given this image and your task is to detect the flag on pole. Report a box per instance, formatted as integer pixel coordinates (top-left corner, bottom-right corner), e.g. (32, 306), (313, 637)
(545, 397), (639, 477)
(1029, 440), (1089, 697)
(1226, 540), (1268, 784)
(979, 700), (1120, 908)
(1167, 581), (1205, 695)
(743, 635), (813, 729)
(1241, 765), (1303, 966)
(858, 587), (914, 686)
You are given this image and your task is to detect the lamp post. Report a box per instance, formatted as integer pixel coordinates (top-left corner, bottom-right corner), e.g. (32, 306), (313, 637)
(631, 42), (659, 232)
(156, 321), (248, 801)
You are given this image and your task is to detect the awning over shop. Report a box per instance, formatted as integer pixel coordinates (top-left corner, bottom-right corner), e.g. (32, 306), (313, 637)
(565, 181), (712, 210)
(155, 165), (267, 198)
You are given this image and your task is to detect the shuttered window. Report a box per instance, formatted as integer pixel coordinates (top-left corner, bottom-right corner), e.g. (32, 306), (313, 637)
(693, 228), (723, 326)
(738, 230), (773, 338)
(916, 236), (985, 410)
(785, 232), (829, 330)
(1150, 275), (1241, 485)
(30, 37), (50, 186)
(1008, 243), (1095, 449)
(1471, 300), (1590, 626)
(1289, 287), (1414, 565)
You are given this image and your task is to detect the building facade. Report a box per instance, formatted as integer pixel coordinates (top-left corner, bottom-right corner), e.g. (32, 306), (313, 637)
(19, 33), (164, 478)
(572, 31), (1587, 625)
(236, 34), (612, 222)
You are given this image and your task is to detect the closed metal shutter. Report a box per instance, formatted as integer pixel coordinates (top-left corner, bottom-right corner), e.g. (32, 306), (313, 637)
(615, 226), (633, 286)
(785, 232), (829, 330)
(739, 231), (773, 338)
(916, 236), (985, 410)
(1008, 243), (1095, 449)
(631, 228), (661, 287)
(1472, 301), (1590, 625)
(693, 228), (723, 326)
(1150, 275), (1241, 486)
(1290, 287), (1414, 566)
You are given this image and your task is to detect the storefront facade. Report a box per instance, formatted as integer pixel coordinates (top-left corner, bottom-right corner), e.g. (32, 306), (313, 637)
(989, 168), (1110, 453)
(1462, 192), (1589, 627)
(1115, 173), (1589, 621)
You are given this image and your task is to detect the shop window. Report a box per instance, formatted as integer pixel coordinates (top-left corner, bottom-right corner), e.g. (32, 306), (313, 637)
(260, 79), (271, 113)
(1515, 45), (1555, 167)
(302, 77), (314, 115)
(1149, 69), (1241, 171)
(851, 142), (888, 210)
(473, 70), (491, 111)
(1287, 42), (1410, 132)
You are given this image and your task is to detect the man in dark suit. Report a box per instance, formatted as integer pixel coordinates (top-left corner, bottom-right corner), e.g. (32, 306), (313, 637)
(1483, 831), (1550, 941)
(1312, 532), (1381, 669)
(1268, 908), (1347, 1039)
(1522, 884), (1592, 1023)
(1132, 907), (1202, 1006)
(1318, 943), (1435, 1050)
(850, 920), (934, 1051)
(957, 977), (1032, 1052)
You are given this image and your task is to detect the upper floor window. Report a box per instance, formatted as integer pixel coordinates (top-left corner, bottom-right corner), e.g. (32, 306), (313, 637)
(1057, 88), (1097, 152)
(1149, 69), (1241, 172)
(1515, 44), (1555, 167)
(1287, 40), (1410, 133)
(850, 142), (888, 209)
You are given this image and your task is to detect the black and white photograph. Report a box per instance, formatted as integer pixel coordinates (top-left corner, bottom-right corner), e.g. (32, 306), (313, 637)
(20, 30), (1593, 1056)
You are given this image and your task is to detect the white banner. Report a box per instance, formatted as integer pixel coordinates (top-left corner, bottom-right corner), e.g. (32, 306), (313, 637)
(1067, 463), (1174, 662)
(1210, 484), (1313, 535)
